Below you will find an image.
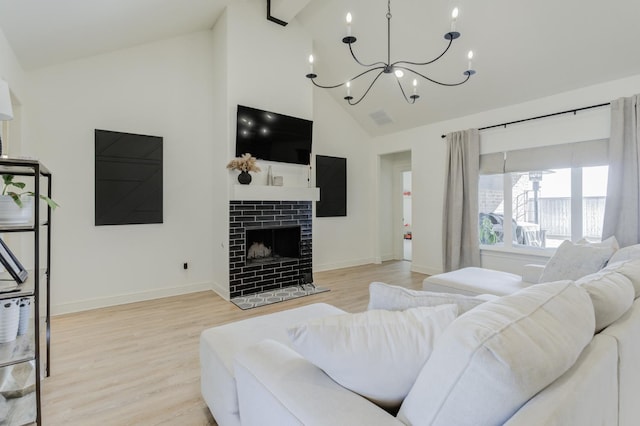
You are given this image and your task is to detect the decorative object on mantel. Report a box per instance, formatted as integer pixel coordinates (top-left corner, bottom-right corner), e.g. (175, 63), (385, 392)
(231, 284), (330, 310)
(273, 176), (283, 186)
(0, 78), (14, 156)
(306, 0), (475, 105)
(227, 153), (261, 185)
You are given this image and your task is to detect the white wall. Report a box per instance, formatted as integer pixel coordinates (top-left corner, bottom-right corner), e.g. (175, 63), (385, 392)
(373, 74), (640, 276)
(312, 88), (375, 271)
(210, 11), (231, 300)
(28, 32), (217, 314)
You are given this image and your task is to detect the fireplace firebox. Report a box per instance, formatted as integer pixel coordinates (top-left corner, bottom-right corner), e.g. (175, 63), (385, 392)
(246, 226), (301, 264)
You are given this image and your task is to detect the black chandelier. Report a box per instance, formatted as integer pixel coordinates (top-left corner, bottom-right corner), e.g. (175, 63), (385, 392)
(305, 0), (476, 106)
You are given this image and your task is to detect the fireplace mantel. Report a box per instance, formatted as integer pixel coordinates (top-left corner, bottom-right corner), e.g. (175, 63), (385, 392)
(231, 185), (320, 201)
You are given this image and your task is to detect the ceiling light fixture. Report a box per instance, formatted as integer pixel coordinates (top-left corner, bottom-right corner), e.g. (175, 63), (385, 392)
(306, 0), (476, 106)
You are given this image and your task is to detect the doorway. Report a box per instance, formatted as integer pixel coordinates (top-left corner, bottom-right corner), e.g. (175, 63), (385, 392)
(403, 171), (412, 261)
(377, 150), (412, 264)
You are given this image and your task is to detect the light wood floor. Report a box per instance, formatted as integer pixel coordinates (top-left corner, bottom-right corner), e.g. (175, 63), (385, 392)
(41, 261), (426, 425)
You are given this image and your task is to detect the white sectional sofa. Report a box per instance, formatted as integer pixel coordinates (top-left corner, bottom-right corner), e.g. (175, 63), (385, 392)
(200, 255), (640, 425)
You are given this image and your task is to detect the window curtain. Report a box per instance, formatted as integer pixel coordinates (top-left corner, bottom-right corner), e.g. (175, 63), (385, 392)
(603, 95), (640, 247)
(442, 129), (481, 271)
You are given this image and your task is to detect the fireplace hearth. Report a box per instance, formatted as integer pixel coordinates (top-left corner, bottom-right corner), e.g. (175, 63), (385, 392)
(229, 201), (312, 298)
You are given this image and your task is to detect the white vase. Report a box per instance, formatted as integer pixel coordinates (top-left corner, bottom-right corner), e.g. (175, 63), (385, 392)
(0, 298), (20, 343)
(0, 195), (33, 224)
(17, 298), (30, 336)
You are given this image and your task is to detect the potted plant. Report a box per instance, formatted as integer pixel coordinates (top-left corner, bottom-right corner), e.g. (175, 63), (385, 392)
(227, 153), (261, 185)
(0, 174), (59, 224)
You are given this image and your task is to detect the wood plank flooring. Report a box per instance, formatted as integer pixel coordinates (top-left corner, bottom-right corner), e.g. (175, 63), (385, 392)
(41, 261), (426, 425)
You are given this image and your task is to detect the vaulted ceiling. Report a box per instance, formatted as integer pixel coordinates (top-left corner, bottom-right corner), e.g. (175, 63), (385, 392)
(1, 0), (639, 136)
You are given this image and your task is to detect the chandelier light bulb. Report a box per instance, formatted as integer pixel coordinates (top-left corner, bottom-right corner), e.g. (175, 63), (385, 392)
(394, 69), (404, 78)
(467, 50), (474, 71)
(346, 12), (352, 36)
(307, 55), (315, 77)
(451, 7), (459, 32)
(413, 78), (418, 94)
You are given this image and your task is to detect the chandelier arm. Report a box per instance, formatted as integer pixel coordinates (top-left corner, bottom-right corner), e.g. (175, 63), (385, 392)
(308, 79), (348, 90)
(397, 66), (472, 87)
(308, 66), (386, 90)
(348, 43), (387, 68)
(395, 78), (411, 104)
(347, 70), (386, 106)
(391, 37), (454, 68)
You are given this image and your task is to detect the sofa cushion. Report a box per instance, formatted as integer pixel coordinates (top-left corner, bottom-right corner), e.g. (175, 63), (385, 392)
(397, 280), (595, 426)
(602, 259), (640, 298)
(367, 282), (486, 314)
(576, 269), (635, 332)
(539, 239), (616, 282)
(287, 305), (458, 411)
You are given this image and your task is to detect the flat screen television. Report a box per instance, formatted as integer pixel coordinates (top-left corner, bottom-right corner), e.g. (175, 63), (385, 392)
(95, 129), (163, 226)
(235, 105), (313, 165)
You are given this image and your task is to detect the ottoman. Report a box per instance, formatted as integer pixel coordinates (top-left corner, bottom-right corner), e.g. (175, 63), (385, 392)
(422, 267), (534, 296)
(200, 303), (345, 426)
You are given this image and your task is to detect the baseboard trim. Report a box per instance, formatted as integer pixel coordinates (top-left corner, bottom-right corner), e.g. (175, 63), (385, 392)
(210, 280), (230, 301)
(52, 281), (213, 316)
(411, 264), (442, 276)
(313, 257), (376, 273)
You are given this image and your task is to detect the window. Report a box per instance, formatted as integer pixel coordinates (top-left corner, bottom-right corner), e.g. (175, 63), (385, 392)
(479, 140), (609, 250)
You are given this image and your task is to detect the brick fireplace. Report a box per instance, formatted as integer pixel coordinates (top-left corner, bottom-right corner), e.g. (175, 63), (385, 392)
(229, 200), (312, 298)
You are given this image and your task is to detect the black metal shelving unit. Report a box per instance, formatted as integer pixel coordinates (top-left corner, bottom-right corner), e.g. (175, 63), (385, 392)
(0, 158), (52, 426)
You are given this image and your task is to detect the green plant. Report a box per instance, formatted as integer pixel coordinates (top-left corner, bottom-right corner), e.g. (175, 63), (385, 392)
(479, 216), (497, 245)
(1, 175), (59, 209)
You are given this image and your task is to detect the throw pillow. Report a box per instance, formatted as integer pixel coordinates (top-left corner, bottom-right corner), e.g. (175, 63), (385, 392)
(577, 236), (620, 250)
(576, 269), (634, 332)
(367, 281), (485, 314)
(397, 281), (595, 426)
(608, 243), (640, 264)
(287, 305), (458, 411)
(602, 259), (640, 298)
(539, 240), (616, 282)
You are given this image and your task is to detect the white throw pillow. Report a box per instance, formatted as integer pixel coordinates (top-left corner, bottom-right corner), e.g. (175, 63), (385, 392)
(576, 269), (634, 332)
(577, 236), (620, 250)
(367, 282), (485, 314)
(287, 305), (458, 410)
(602, 259), (640, 298)
(609, 243), (640, 264)
(397, 281), (595, 426)
(539, 240), (616, 282)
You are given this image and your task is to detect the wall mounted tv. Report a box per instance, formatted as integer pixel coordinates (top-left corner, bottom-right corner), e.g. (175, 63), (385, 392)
(95, 129), (163, 226)
(235, 105), (313, 165)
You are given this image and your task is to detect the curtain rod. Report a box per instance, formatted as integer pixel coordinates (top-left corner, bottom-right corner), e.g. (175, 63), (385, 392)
(440, 102), (611, 139)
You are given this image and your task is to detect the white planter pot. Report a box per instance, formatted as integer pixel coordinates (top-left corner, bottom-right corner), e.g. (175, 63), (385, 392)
(17, 298), (30, 336)
(0, 195), (33, 224)
(0, 298), (19, 343)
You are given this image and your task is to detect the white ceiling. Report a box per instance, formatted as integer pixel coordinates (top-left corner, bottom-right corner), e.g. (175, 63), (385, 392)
(1, 0), (640, 137)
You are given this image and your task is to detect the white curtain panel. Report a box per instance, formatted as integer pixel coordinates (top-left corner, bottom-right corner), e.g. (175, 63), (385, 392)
(603, 95), (640, 247)
(442, 129), (481, 272)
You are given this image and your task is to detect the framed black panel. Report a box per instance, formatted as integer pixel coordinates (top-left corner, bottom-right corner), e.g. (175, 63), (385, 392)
(95, 129), (163, 226)
(316, 155), (347, 217)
